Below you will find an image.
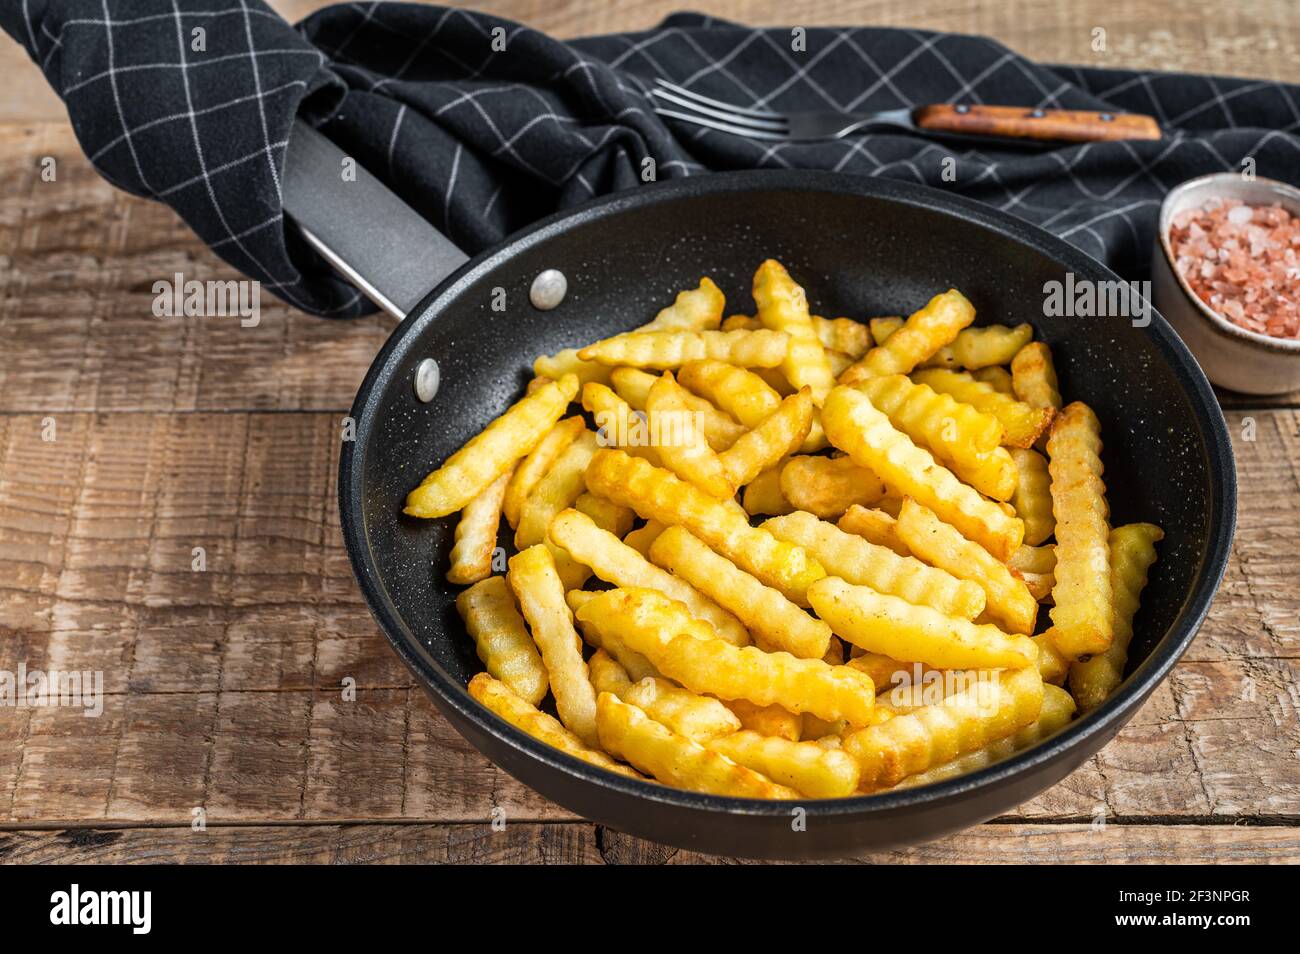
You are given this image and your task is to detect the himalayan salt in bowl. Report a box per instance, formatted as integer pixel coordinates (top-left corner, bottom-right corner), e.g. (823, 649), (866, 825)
(1153, 172), (1300, 395)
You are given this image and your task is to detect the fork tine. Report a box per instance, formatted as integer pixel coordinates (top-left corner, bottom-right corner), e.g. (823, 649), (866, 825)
(650, 87), (789, 132)
(652, 107), (788, 141)
(652, 79), (784, 121)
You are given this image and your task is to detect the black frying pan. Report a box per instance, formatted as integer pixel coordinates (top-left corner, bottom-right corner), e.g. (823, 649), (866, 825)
(283, 122), (1235, 859)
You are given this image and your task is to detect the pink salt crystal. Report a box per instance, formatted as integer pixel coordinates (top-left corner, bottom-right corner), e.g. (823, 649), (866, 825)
(1169, 196), (1300, 340)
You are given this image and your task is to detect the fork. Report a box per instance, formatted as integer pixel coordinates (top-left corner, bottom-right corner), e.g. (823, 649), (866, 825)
(649, 78), (1161, 145)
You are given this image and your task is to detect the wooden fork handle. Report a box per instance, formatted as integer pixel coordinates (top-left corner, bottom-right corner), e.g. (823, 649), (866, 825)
(914, 104), (1161, 142)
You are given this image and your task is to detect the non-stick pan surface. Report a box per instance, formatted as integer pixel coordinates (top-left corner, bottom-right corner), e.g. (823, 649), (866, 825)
(338, 170), (1235, 859)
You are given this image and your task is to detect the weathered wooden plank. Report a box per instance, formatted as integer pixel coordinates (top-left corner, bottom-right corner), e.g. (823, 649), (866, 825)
(0, 821), (1295, 865)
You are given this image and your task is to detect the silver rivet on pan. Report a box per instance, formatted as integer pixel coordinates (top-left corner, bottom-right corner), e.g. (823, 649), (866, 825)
(530, 269), (568, 310)
(414, 358), (440, 403)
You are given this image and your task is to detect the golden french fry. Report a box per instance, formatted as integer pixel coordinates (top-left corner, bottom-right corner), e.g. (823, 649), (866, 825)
(822, 386), (1024, 561)
(753, 259), (837, 404)
(678, 359), (783, 431)
(1020, 571), (1055, 603)
(574, 491), (634, 539)
(589, 649), (742, 742)
(596, 693), (798, 798)
(584, 449), (827, 605)
(836, 504), (912, 557)
(808, 576), (1035, 669)
(972, 366), (1014, 393)
(846, 652), (929, 691)
(446, 469), (510, 585)
(405, 374), (578, 518)
(503, 415), (585, 528)
(457, 577), (548, 706)
(1033, 631), (1069, 685)
(840, 290), (975, 384)
(568, 590), (660, 682)
(1069, 523), (1163, 711)
(533, 349), (612, 386)
(1009, 448), (1055, 545)
(844, 666), (1043, 790)
(910, 368), (1054, 449)
(578, 329), (790, 369)
(622, 519), (666, 557)
(514, 429), (598, 549)
(582, 381), (662, 467)
(777, 455), (885, 519)
(815, 316), (872, 358)
(649, 526), (831, 659)
(548, 508), (749, 645)
(611, 366), (745, 451)
(719, 388), (814, 488)
(1009, 542), (1057, 574)
(708, 730), (860, 798)
(646, 371), (735, 498)
(470, 674), (639, 777)
(1011, 341), (1062, 409)
(852, 373), (1015, 499)
(896, 499), (1038, 635)
(1046, 402), (1112, 658)
(893, 684), (1075, 789)
(763, 510), (984, 619)
(742, 466), (793, 516)
(507, 545), (599, 745)
(723, 700), (803, 741)
(870, 318), (1032, 371)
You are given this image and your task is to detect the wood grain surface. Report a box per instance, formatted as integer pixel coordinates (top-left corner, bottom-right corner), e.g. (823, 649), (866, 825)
(2, 1), (1299, 864)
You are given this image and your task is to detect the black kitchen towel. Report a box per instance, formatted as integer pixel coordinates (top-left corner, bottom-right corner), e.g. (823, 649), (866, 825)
(6, 1), (1300, 318)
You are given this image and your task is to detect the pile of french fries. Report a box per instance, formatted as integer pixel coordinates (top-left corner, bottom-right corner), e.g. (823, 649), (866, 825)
(405, 259), (1164, 800)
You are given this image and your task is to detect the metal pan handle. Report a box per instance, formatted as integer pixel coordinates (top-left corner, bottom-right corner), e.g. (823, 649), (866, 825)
(282, 119), (468, 320)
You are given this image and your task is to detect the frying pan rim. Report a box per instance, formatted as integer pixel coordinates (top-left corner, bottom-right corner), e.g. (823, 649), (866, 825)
(338, 168), (1236, 821)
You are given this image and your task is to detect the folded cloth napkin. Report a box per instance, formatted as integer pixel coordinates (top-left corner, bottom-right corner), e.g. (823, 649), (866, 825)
(5, 1), (1299, 317)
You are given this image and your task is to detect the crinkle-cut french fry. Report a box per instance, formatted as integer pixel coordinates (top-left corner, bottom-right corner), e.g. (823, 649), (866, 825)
(764, 510), (984, 620)
(845, 665), (1044, 790)
(405, 374), (578, 518)
(1009, 448), (1055, 546)
(778, 455), (885, 520)
(470, 674), (640, 777)
(801, 712), (848, 741)
(846, 652), (936, 693)
(549, 509), (749, 646)
(723, 700), (803, 741)
(973, 366), (1014, 394)
(808, 576), (1035, 670)
(1011, 341), (1063, 410)
(708, 729), (861, 798)
(507, 545), (599, 745)
(622, 519), (666, 557)
(851, 373), (1015, 499)
(568, 590), (661, 682)
(822, 386), (1025, 561)
(610, 367), (746, 451)
(870, 318), (1032, 371)
(1020, 571), (1055, 603)
(911, 368), (1054, 449)
(649, 526), (831, 659)
(893, 684), (1075, 789)
(503, 415), (585, 529)
(596, 693), (798, 798)
(578, 329), (790, 369)
(1046, 402), (1113, 658)
(589, 649), (742, 742)
(726, 314), (872, 359)
(1069, 523), (1163, 712)
(826, 350), (853, 377)
(457, 577), (548, 705)
(585, 449), (827, 605)
(719, 388), (814, 489)
(533, 349), (613, 387)
(1033, 632), (1069, 684)
(895, 499), (1039, 635)
(742, 466), (793, 516)
(574, 492), (635, 539)
(678, 359), (783, 430)
(514, 429), (598, 550)
(446, 470), (511, 585)
(755, 366), (797, 396)
(753, 259), (838, 404)
(840, 290), (975, 384)
(1009, 542), (1057, 574)
(646, 371), (735, 498)
(582, 381), (664, 468)
(837, 504), (912, 557)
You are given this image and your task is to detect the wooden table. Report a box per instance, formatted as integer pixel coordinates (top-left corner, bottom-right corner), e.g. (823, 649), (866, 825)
(2, 0), (1298, 865)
